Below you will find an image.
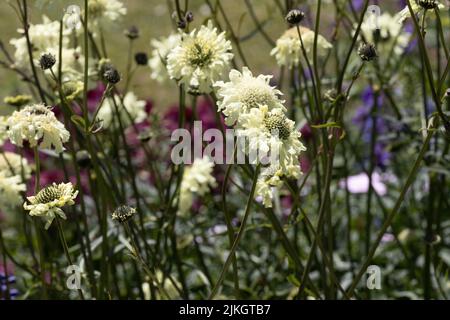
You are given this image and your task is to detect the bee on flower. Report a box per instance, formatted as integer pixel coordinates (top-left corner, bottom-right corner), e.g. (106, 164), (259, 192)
(24, 182), (78, 229)
(6, 104), (70, 153)
(167, 21), (233, 94)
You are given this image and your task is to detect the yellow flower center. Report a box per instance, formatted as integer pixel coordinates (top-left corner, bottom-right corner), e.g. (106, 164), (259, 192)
(263, 113), (291, 140)
(186, 41), (213, 68)
(35, 186), (64, 204)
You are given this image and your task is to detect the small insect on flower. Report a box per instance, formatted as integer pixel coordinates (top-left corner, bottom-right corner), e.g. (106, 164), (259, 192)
(39, 53), (56, 70)
(358, 43), (378, 61)
(6, 104), (70, 153)
(112, 205), (136, 223)
(24, 182), (78, 229)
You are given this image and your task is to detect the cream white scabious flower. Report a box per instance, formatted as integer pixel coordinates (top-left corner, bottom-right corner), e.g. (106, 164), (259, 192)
(397, 0), (445, 23)
(9, 16), (83, 77)
(271, 27), (332, 69)
(214, 67), (285, 126)
(24, 182), (78, 229)
(167, 21), (233, 94)
(255, 165), (284, 208)
(179, 157), (217, 215)
(88, 0), (127, 24)
(360, 12), (411, 55)
(149, 34), (182, 83)
(6, 104), (70, 153)
(238, 106), (306, 177)
(0, 172), (26, 213)
(97, 92), (147, 129)
(0, 151), (32, 179)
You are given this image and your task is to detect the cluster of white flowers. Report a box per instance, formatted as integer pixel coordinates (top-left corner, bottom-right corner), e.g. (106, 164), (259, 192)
(397, 0), (446, 23)
(179, 157), (217, 215)
(167, 21), (233, 94)
(360, 12), (411, 56)
(149, 34), (181, 83)
(271, 26), (332, 69)
(88, 0), (127, 24)
(0, 151), (32, 179)
(215, 68), (307, 207)
(6, 104), (70, 153)
(98, 92), (147, 129)
(24, 182), (78, 229)
(10, 16), (83, 80)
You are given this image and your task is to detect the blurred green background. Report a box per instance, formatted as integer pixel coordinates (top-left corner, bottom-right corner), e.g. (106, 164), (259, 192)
(0, 0), (289, 110)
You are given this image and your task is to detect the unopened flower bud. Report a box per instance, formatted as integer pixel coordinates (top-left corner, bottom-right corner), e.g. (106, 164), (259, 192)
(135, 52), (148, 66)
(39, 53), (56, 70)
(185, 11), (194, 23)
(112, 205), (136, 223)
(358, 43), (378, 61)
(285, 9), (305, 25)
(103, 67), (121, 84)
(125, 25), (140, 40)
(177, 18), (187, 29)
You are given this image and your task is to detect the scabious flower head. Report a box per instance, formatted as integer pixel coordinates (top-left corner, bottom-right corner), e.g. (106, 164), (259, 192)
(24, 182), (77, 229)
(214, 67), (285, 126)
(0, 152), (32, 179)
(9, 16), (83, 79)
(179, 157), (216, 215)
(97, 92), (147, 129)
(111, 205), (136, 223)
(271, 26), (332, 69)
(167, 21), (233, 94)
(88, 0), (127, 24)
(255, 165), (284, 208)
(149, 34), (182, 83)
(238, 106), (306, 177)
(0, 172), (26, 214)
(359, 12), (411, 55)
(6, 104), (70, 153)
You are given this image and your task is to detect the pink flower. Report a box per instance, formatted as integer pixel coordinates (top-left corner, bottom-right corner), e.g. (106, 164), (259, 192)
(339, 172), (395, 196)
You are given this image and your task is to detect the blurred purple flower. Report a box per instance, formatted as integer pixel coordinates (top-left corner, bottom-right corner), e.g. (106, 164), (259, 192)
(339, 172), (388, 196)
(0, 263), (18, 300)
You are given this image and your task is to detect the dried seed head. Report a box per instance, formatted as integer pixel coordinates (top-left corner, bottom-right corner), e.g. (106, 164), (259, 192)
(112, 205), (136, 223)
(135, 52), (148, 66)
(177, 18), (187, 29)
(185, 11), (194, 23)
(285, 9), (305, 25)
(39, 53), (56, 70)
(358, 43), (378, 61)
(103, 67), (121, 84)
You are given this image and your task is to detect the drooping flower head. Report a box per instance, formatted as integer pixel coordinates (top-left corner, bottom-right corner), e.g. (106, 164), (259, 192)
(149, 34), (182, 83)
(6, 104), (70, 153)
(24, 182), (78, 229)
(271, 26), (332, 69)
(214, 67), (285, 126)
(255, 165), (284, 208)
(167, 21), (233, 94)
(179, 157), (216, 215)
